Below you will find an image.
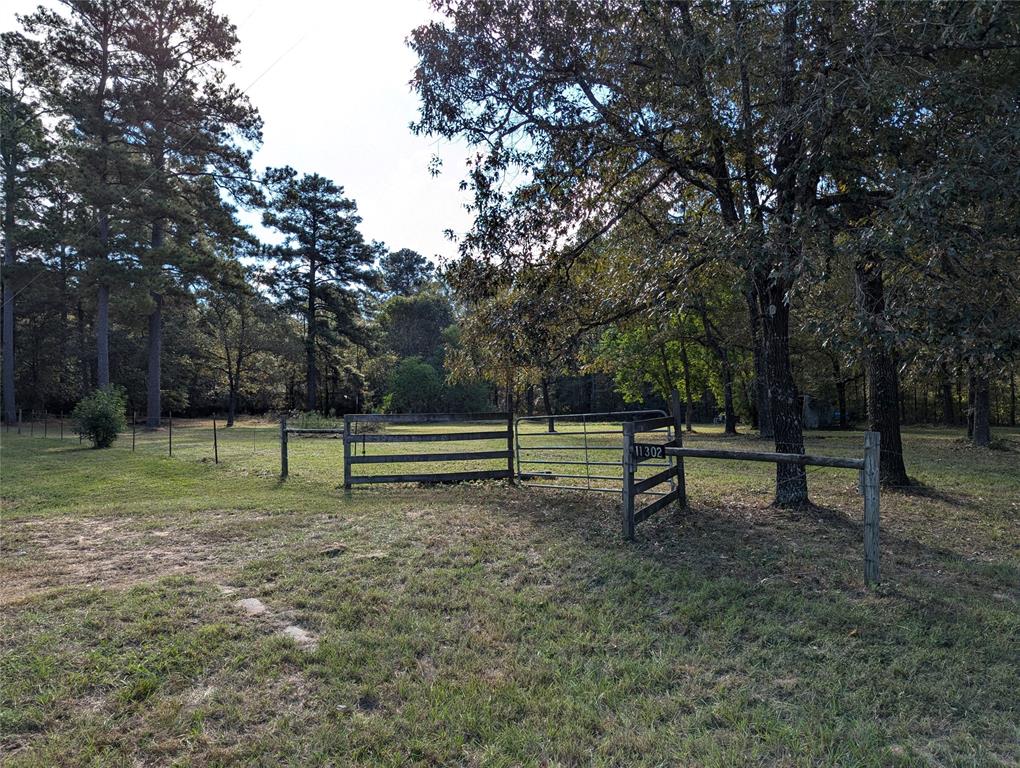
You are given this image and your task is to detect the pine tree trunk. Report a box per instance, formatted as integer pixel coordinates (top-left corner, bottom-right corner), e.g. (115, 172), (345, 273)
(2, 135), (16, 423)
(854, 259), (909, 486)
(758, 284), (808, 506)
(146, 292), (162, 428)
(96, 283), (110, 389)
(2, 242), (14, 425)
(306, 260), (317, 412)
(972, 375), (991, 447)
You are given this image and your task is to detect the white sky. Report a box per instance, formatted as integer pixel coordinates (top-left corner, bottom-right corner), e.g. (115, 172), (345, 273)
(4, 0), (476, 265)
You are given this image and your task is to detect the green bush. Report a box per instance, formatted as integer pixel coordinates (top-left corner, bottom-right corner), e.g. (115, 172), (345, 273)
(73, 388), (127, 448)
(383, 358), (444, 413)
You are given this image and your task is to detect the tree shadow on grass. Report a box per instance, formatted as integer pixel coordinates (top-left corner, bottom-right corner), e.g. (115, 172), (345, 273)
(503, 486), (1018, 605)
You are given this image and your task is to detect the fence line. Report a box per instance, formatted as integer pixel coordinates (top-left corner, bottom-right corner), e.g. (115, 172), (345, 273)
(621, 427), (882, 585)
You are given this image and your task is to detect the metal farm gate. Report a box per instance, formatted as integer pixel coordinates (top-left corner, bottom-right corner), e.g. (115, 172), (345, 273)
(514, 410), (677, 494)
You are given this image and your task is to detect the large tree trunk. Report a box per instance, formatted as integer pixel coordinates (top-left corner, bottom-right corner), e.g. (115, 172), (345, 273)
(758, 283), (808, 506)
(972, 374), (991, 447)
(854, 259), (909, 486)
(145, 292), (162, 428)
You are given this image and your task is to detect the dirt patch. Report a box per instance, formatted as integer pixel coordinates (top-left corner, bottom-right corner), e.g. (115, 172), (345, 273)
(0, 516), (241, 605)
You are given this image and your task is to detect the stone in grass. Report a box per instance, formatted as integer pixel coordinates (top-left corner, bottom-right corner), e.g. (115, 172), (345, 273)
(282, 624), (318, 650)
(236, 597), (267, 615)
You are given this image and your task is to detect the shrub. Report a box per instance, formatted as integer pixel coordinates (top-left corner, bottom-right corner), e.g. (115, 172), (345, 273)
(384, 358), (444, 413)
(73, 388), (127, 448)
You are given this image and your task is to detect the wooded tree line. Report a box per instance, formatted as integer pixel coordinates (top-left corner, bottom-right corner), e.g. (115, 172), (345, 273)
(0, 0), (505, 425)
(3, 1), (1019, 498)
(410, 0), (1020, 501)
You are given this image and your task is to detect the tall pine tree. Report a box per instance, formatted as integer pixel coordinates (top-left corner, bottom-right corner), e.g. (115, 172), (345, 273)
(262, 167), (379, 412)
(120, 0), (261, 427)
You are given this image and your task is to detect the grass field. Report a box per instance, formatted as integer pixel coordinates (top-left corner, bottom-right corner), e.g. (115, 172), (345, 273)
(1, 420), (1018, 766)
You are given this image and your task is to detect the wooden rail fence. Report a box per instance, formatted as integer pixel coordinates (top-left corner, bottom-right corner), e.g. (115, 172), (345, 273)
(622, 427), (882, 585)
(279, 413), (514, 487)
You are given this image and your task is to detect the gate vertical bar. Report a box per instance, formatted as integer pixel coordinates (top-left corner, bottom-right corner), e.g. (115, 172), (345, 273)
(582, 414), (591, 489)
(342, 415), (351, 490)
(863, 430), (881, 585)
(621, 421), (635, 539)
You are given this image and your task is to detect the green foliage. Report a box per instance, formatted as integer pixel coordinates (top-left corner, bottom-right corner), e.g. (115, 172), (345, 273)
(379, 290), (454, 366)
(72, 388), (127, 448)
(383, 357), (444, 413)
(380, 248), (434, 296)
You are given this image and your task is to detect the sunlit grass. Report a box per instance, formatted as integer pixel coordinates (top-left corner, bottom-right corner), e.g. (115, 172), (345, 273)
(1, 422), (1018, 765)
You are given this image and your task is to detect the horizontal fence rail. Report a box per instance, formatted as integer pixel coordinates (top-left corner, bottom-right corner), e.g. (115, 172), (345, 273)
(621, 427), (882, 585)
(338, 412), (513, 489)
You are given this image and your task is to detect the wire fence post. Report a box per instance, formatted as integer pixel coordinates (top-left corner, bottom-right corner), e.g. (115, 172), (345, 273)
(30, 413), (34, 437)
(132, 410), (136, 451)
(59, 412), (64, 440)
(280, 415), (289, 479)
(213, 414), (219, 464)
(252, 424), (256, 454)
(863, 430), (881, 585)
(17, 407), (22, 435)
(43, 413), (47, 438)
(168, 412), (173, 457)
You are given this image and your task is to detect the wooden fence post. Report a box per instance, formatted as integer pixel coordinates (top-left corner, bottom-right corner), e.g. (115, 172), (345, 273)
(280, 415), (289, 479)
(621, 421), (636, 539)
(17, 407), (22, 434)
(506, 411), (515, 483)
(168, 412), (173, 457)
(342, 415), (351, 490)
(59, 412), (64, 440)
(669, 388), (688, 508)
(863, 430), (881, 585)
(213, 414), (219, 464)
(132, 411), (136, 451)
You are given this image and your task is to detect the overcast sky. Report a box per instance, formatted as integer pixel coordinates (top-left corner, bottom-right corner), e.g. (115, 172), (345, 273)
(4, 0), (475, 264)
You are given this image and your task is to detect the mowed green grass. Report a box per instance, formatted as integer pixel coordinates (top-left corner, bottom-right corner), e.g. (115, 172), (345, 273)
(1, 421), (1018, 766)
